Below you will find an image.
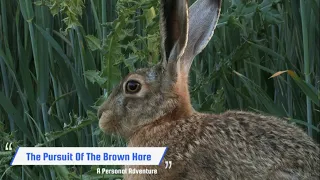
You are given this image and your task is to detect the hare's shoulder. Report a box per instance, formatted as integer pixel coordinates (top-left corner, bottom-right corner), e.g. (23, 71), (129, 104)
(126, 114), (207, 179)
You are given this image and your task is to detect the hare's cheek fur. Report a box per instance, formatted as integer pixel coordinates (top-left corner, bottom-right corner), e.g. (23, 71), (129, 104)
(117, 94), (179, 138)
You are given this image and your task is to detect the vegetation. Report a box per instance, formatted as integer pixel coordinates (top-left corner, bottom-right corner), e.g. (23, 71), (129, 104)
(0, 0), (319, 179)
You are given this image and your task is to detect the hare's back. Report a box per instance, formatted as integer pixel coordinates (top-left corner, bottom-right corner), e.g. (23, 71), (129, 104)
(185, 111), (319, 179)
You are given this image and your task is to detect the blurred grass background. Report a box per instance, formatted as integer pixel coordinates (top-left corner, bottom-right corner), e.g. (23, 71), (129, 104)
(0, 0), (319, 179)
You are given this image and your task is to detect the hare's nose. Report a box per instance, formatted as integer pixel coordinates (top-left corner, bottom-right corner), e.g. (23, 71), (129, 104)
(97, 110), (103, 119)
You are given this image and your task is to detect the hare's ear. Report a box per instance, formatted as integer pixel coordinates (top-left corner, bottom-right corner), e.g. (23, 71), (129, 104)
(181, 0), (221, 74)
(160, 0), (188, 80)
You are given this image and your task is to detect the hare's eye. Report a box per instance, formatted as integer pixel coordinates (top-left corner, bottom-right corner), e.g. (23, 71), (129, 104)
(125, 80), (141, 94)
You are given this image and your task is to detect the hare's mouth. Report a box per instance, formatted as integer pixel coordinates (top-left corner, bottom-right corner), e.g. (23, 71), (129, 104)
(99, 110), (120, 134)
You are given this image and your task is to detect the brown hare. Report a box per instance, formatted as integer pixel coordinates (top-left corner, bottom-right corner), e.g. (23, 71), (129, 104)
(98, 0), (320, 179)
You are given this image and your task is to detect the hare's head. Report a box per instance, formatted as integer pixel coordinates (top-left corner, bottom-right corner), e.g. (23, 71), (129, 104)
(98, 0), (221, 138)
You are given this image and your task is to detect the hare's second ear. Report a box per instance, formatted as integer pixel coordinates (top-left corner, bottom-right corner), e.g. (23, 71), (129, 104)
(160, 0), (188, 73)
(181, 0), (222, 74)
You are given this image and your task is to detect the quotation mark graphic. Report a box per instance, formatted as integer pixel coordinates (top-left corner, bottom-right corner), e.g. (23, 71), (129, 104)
(5, 142), (13, 151)
(164, 161), (172, 169)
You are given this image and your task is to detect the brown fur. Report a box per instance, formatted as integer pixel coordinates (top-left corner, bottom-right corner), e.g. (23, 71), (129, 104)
(121, 111), (320, 180)
(99, 64), (320, 179)
(98, 0), (319, 179)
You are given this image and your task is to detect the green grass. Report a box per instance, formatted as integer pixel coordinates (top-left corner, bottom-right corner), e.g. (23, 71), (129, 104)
(0, 0), (319, 179)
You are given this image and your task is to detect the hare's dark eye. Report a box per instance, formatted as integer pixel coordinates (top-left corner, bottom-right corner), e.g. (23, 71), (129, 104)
(125, 80), (141, 94)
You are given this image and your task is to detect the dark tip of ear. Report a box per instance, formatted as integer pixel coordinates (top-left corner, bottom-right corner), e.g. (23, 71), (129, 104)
(160, 0), (188, 61)
(163, 2), (178, 59)
(215, 0), (222, 7)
